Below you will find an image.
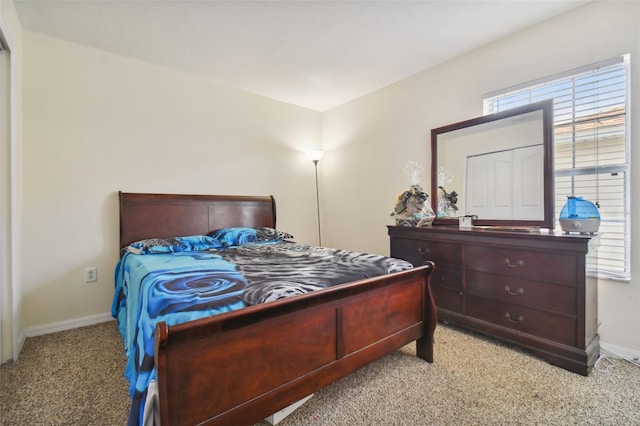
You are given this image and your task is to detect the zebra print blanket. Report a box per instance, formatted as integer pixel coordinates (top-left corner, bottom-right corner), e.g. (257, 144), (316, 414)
(112, 240), (413, 425)
(226, 242), (414, 304)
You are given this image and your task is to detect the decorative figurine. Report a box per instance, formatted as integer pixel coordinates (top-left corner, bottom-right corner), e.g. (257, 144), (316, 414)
(391, 162), (435, 227)
(436, 167), (459, 218)
(438, 186), (459, 217)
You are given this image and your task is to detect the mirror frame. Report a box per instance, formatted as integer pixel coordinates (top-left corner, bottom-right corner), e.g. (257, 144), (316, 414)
(430, 100), (555, 229)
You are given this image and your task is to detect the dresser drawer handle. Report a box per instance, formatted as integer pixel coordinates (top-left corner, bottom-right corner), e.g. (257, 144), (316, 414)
(418, 247), (430, 255)
(504, 285), (524, 296)
(505, 312), (524, 323)
(504, 258), (524, 268)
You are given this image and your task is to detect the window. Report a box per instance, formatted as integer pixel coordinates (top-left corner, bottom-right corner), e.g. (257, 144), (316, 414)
(483, 56), (630, 281)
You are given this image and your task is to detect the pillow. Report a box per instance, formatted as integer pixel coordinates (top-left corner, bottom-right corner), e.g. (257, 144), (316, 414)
(126, 235), (222, 255)
(208, 227), (294, 247)
(254, 227), (294, 242)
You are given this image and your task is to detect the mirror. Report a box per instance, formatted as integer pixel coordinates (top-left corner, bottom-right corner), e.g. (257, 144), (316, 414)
(430, 100), (554, 229)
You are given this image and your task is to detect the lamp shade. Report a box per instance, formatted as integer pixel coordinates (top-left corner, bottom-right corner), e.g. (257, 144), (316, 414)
(307, 150), (325, 162)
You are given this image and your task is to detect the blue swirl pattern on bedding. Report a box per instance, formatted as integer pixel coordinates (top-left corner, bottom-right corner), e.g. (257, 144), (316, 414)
(112, 250), (247, 425)
(112, 238), (413, 425)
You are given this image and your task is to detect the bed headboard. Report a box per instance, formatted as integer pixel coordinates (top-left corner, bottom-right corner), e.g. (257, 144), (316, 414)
(119, 192), (277, 248)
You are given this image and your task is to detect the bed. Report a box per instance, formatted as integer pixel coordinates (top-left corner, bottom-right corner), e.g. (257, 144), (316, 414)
(114, 191), (437, 426)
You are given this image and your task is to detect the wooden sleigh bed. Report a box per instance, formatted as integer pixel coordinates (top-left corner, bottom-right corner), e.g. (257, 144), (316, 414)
(118, 192), (437, 426)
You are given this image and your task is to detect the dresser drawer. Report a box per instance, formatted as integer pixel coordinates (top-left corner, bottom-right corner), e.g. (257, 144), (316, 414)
(465, 245), (577, 285)
(390, 238), (462, 267)
(466, 295), (577, 346)
(433, 285), (462, 313)
(432, 265), (462, 290)
(466, 271), (576, 315)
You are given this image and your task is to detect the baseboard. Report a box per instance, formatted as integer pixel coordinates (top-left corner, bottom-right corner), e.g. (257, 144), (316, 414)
(25, 312), (113, 338)
(15, 329), (26, 361)
(600, 342), (640, 361)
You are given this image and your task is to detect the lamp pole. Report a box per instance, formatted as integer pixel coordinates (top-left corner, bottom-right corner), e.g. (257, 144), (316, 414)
(307, 150), (324, 246)
(313, 159), (322, 246)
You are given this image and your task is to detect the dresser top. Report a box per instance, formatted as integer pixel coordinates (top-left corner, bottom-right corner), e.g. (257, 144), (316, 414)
(388, 225), (596, 251)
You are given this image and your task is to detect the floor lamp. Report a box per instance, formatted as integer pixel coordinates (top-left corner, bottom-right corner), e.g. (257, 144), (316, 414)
(307, 150), (324, 246)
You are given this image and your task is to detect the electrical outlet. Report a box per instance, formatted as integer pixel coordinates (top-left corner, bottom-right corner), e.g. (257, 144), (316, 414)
(85, 267), (98, 283)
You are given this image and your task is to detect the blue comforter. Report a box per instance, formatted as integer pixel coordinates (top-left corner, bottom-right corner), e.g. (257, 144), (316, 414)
(112, 250), (247, 425)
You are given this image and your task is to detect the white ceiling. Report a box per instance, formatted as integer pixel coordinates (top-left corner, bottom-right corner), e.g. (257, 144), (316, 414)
(14, 0), (589, 112)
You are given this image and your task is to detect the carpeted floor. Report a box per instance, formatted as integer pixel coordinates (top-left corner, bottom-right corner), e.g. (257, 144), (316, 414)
(0, 321), (131, 425)
(1, 320), (639, 425)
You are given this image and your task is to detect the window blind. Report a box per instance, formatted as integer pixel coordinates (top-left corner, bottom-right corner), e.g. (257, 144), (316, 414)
(483, 56), (630, 281)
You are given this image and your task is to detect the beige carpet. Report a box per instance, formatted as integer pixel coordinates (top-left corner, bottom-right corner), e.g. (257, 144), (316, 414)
(1, 320), (639, 425)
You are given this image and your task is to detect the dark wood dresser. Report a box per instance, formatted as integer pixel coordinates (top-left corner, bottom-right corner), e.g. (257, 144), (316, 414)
(388, 225), (599, 375)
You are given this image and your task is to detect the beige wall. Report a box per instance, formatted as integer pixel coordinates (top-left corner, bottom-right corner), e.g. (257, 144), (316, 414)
(21, 31), (322, 330)
(322, 1), (640, 353)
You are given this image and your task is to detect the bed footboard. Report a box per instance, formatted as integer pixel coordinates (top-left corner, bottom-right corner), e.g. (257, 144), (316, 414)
(154, 262), (435, 426)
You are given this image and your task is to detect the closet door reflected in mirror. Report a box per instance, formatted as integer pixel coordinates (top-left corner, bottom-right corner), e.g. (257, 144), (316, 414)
(466, 144), (544, 220)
